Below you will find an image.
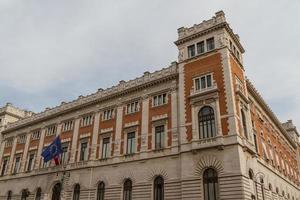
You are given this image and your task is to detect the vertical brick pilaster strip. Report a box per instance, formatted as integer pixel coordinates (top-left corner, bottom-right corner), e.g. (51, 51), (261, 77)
(141, 96), (149, 152)
(114, 105), (123, 156)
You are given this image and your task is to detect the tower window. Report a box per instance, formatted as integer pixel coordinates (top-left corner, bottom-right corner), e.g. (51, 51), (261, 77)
(198, 106), (216, 139)
(194, 74), (213, 91)
(206, 38), (215, 51)
(197, 41), (205, 54)
(188, 44), (196, 58)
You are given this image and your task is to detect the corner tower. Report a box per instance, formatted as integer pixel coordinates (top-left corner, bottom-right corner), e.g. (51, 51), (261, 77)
(175, 10), (252, 144)
(175, 11), (256, 199)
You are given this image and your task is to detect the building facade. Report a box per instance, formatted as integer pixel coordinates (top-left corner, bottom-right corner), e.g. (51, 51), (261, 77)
(0, 11), (299, 200)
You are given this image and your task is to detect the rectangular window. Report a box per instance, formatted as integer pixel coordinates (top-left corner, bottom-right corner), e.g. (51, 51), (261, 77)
(253, 134), (258, 153)
(31, 130), (41, 140)
(62, 120), (74, 132)
(27, 153), (35, 171)
(101, 137), (110, 159)
(46, 125), (57, 136)
(126, 102), (139, 114)
(194, 74), (213, 91)
(127, 132), (135, 155)
(153, 93), (167, 107)
(5, 138), (13, 147)
(17, 135), (26, 144)
(206, 37), (215, 51)
(80, 142), (88, 161)
(197, 41), (205, 54)
(155, 125), (165, 150)
(81, 115), (93, 127)
(13, 156), (21, 174)
(1, 157), (9, 176)
(188, 44), (196, 58)
(103, 109), (114, 120)
(61, 144), (69, 164)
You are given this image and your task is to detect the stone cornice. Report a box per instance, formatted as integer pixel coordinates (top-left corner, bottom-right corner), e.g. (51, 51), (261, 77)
(246, 79), (297, 149)
(174, 11), (245, 53)
(2, 63), (178, 134)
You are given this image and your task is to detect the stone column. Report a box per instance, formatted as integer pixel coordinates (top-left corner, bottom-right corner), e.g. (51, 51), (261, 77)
(141, 96), (149, 152)
(7, 136), (17, 174)
(35, 128), (46, 169)
(69, 117), (81, 163)
(114, 105), (123, 156)
(171, 89), (179, 148)
(20, 133), (31, 172)
(90, 112), (100, 160)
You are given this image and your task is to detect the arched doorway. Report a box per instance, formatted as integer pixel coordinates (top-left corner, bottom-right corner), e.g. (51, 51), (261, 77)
(52, 183), (62, 200)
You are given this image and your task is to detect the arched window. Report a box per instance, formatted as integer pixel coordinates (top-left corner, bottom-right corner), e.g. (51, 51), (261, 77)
(73, 184), (80, 200)
(203, 168), (219, 200)
(35, 188), (42, 200)
(21, 189), (29, 200)
(52, 183), (62, 200)
(7, 191), (12, 200)
(241, 109), (248, 139)
(123, 179), (132, 200)
(198, 106), (216, 139)
(97, 182), (105, 200)
(154, 176), (164, 200)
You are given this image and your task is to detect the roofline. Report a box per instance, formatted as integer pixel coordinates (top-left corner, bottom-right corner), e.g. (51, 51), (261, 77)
(2, 63), (178, 134)
(246, 79), (297, 149)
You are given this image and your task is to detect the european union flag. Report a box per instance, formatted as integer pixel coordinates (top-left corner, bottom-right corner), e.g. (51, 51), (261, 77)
(41, 136), (63, 162)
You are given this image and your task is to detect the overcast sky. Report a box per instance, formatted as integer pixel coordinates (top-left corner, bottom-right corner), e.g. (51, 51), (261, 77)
(0, 0), (299, 129)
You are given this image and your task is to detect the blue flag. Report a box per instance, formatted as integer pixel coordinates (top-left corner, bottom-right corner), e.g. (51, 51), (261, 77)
(41, 136), (63, 162)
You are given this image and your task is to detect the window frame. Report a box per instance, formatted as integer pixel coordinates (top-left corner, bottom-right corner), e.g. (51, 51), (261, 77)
(79, 141), (88, 161)
(187, 44), (196, 58)
(154, 125), (165, 150)
(197, 41), (205, 54)
(101, 137), (111, 159)
(203, 168), (219, 200)
(126, 132), (136, 155)
(206, 37), (215, 51)
(123, 179), (132, 200)
(153, 176), (164, 200)
(126, 101), (139, 114)
(193, 73), (213, 92)
(152, 93), (167, 107)
(73, 184), (80, 200)
(198, 106), (217, 139)
(97, 182), (105, 200)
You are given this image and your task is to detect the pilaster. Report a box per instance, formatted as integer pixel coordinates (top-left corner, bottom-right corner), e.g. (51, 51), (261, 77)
(35, 128), (46, 169)
(141, 96), (149, 152)
(7, 137), (17, 174)
(69, 117), (81, 163)
(171, 89), (179, 148)
(220, 48), (239, 135)
(114, 105), (123, 156)
(20, 133), (31, 172)
(178, 63), (188, 144)
(90, 112), (101, 160)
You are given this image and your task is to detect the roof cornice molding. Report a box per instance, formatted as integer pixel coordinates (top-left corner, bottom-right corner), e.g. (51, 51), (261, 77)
(246, 79), (297, 149)
(3, 63), (178, 133)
